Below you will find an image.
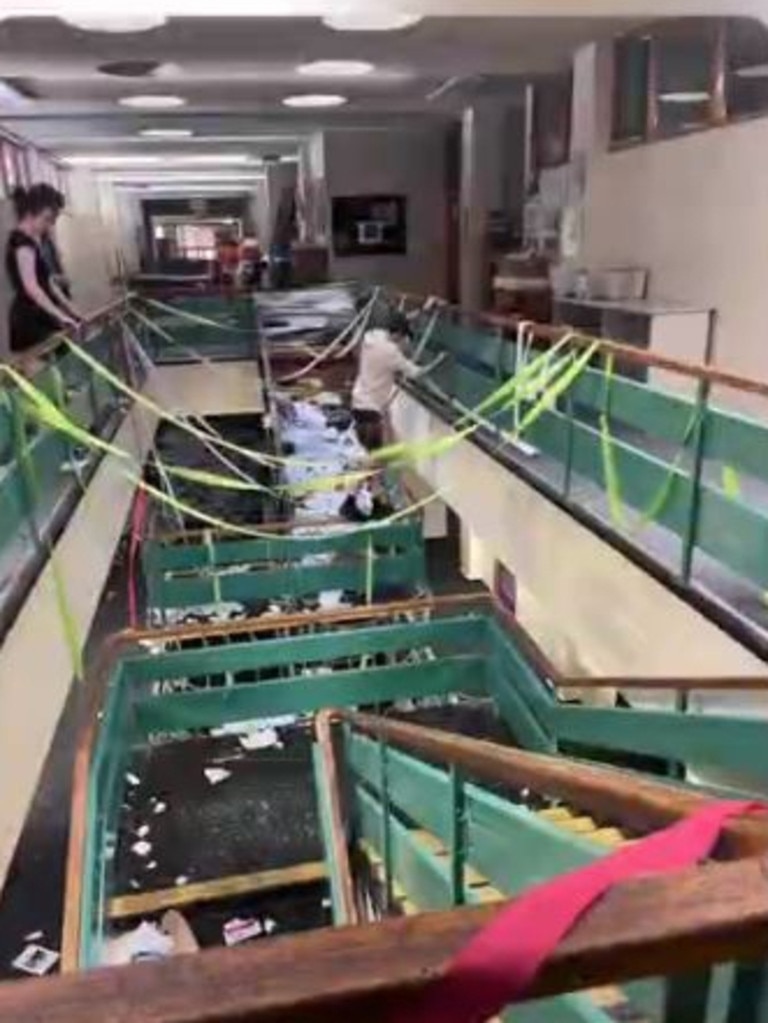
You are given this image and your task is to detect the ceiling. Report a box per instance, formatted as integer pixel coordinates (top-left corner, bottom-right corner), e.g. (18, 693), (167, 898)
(0, 15), (637, 164)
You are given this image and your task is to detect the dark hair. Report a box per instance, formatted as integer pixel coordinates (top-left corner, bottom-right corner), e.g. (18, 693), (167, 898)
(12, 183), (65, 220)
(386, 310), (412, 340)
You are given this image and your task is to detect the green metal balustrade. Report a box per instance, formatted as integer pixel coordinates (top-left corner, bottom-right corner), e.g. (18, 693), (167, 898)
(142, 519), (427, 613)
(73, 603), (767, 979)
(413, 313), (768, 643)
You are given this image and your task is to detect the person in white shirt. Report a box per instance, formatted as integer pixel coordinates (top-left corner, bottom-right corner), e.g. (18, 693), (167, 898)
(351, 310), (420, 451)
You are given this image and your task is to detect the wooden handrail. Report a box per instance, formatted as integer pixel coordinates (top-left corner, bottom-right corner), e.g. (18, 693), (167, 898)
(566, 676), (768, 691)
(396, 288), (768, 401)
(342, 712), (768, 858)
(315, 711), (359, 925)
(14, 855), (768, 1023)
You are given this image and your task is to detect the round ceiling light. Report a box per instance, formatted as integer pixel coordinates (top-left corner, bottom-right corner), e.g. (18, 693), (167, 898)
(297, 60), (374, 77)
(322, 12), (422, 31)
(119, 95), (187, 109)
(283, 93), (348, 108)
(63, 15), (167, 33)
(139, 128), (194, 138)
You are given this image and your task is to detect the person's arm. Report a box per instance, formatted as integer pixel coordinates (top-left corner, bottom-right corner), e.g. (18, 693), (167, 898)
(49, 277), (82, 320)
(16, 247), (77, 328)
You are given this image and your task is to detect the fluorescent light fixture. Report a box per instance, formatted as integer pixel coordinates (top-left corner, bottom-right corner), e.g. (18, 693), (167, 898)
(119, 95), (186, 109)
(323, 11), (421, 31)
(63, 14), (167, 31)
(283, 93), (347, 108)
(297, 60), (374, 77)
(65, 153), (255, 167)
(139, 128), (194, 138)
(658, 91), (711, 103)
(106, 172), (266, 181)
(735, 63), (768, 79)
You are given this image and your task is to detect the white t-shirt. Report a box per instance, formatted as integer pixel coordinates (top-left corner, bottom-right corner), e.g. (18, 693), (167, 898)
(351, 329), (419, 414)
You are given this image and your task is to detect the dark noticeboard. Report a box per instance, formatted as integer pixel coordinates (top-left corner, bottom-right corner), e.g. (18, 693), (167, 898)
(331, 195), (407, 257)
(494, 561), (517, 616)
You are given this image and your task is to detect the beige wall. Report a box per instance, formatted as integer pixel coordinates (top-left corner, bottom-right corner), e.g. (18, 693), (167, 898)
(392, 390), (768, 703)
(575, 44), (768, 413)
(323, 126), (448, 297)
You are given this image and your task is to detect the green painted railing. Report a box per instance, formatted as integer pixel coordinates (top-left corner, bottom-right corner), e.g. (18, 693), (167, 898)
(415, 313), (768, 642)
(142, 520), (427, 612)
(74, 604), (768, 971)
(0, 313), (132, 632)
(132, 293), (257, 363)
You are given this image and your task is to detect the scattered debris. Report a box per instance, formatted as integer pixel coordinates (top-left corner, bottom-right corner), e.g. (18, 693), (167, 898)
(101, 922), (174, 967)
(12, 945), (59, 977)
(125, 772), (141, 788)
(24, 930), (44, 944)
(129, 879), (141, 890)
(152, 801), (168, 815)
(263, 917), (277, 935)
(223, 918), (263, 947)
(175, 876), (189, 887)
(321, 897), (332, 910)
(146, 861), (158, 871)
(131, 840), (153, 858)
(204, 767), (231, 786)
(239, 727), (282, 751)
(136, 824), (151, 839)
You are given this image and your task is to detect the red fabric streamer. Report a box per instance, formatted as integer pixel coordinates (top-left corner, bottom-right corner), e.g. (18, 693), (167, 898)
(399, 800), (762, 1023)
(127, 488), (149, 629)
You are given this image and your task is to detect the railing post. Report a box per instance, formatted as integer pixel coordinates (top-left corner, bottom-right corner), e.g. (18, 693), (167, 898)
(663, 969), (713, 1023)
(379, 735), (393, 910)
(563, 385), (576, 501)
(680, 310), (717, 587)
(726, 963), (768, 1023)
(449, 765), (466, 906)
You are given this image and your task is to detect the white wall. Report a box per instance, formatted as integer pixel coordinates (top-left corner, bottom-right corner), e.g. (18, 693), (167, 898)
(323, 127), (448, 297)
(575, 44), (768, 413)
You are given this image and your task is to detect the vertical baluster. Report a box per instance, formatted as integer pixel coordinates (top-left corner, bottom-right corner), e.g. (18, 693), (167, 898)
(379, 736), (393, 910)
(449, 765), (466, 906)
(663, 969), (713, 1023)
(680, 311), (717, 587)
(563, 385), (576, 501)
(726, 963), (768, 1023)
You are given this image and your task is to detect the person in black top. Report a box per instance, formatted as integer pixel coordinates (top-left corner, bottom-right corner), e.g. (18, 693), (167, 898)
(39, 186), (72, 299)
(5, 184), (81, 354)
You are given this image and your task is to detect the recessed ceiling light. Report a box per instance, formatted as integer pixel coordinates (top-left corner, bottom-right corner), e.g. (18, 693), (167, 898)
(658, 91), (711, 104)
(283, 94), (348, 108)
(63, 15), (167, 33)
(297, 60), (374, 77)
(140, 128), (195, 138)
(323, 12), (422, 31)
(119, 95), (186, 109)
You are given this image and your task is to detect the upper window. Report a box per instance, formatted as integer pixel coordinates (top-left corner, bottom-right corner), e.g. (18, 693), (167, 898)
(612, 35), (649, 143)
(533, 71), (573, 172)
(726, 17), (768, 119)
(655, 20), (716, 137)
(612, 17), (768, 148)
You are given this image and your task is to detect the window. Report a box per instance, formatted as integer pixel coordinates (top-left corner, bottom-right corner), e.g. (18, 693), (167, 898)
(726, 17), (768, 120)
(612, 35), (650, 143)
(612, 17), (768, 149)
(655, 19), (716, 137)
(533, 72), (572, 170)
